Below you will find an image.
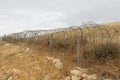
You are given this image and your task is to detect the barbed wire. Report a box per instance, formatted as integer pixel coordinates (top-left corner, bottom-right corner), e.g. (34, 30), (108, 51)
(2, 25), (120, 64)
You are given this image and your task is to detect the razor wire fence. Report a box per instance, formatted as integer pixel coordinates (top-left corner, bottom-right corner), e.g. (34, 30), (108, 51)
(2, 25), (120, 64)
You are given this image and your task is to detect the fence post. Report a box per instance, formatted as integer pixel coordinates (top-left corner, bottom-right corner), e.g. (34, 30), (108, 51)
(77, 37), (80, 64)
(34, 33), (37, 48)
(49, 34), (53, 56)
(23, 34), (26, 47)
(101, 33), (104, 45)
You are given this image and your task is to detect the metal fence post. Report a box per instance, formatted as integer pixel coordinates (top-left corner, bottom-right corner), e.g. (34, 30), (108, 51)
(34, 33), (37, 48)
(77, 37), (80, 64)
(23, 34), (26, 47)
(49, 34), (53, 56)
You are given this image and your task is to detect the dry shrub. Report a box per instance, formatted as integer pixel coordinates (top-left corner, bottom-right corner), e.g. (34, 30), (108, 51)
(81, 42), (120, 79)
(94, 43), (119, 60)
(82, 42), (120, 64)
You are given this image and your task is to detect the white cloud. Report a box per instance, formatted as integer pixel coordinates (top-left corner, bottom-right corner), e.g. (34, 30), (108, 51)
(0, 0), (120, 36)
(0, 9), (67, 36)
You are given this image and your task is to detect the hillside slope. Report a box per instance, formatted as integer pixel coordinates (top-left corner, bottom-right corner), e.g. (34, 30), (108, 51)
(2, 22), (120, 79)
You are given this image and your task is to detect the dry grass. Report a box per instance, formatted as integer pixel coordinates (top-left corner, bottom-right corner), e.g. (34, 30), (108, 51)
(0, 42), (78, 80)
(2, 22), (120, 79)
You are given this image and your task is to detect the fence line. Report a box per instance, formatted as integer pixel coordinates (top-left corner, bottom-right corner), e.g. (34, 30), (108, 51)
(2, 25), (120, 64)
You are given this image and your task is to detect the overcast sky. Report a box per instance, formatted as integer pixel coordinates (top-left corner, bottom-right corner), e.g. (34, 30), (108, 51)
(0, 0), (120, 36)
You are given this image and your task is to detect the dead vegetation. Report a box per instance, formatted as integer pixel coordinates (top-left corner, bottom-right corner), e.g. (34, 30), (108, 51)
(2, 22), (120, 79)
